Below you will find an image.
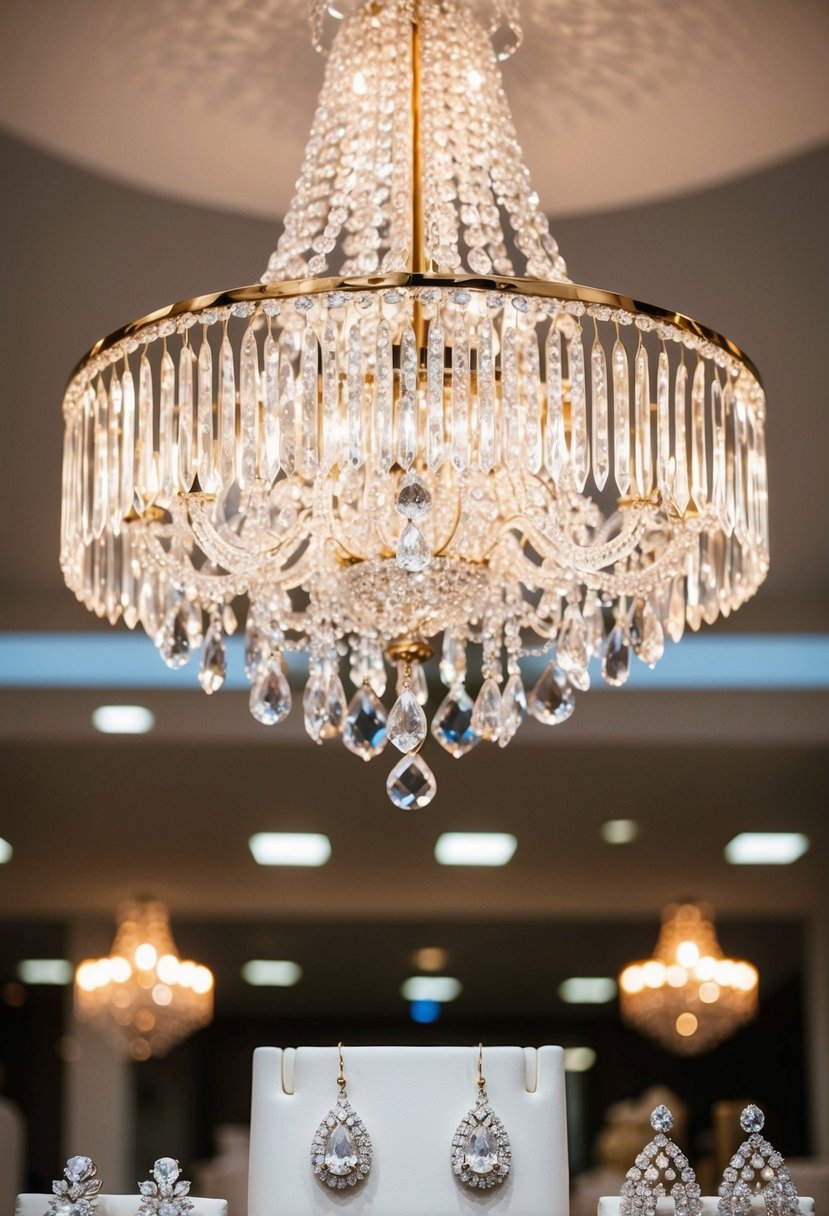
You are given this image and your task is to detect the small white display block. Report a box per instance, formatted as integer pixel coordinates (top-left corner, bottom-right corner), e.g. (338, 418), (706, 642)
(597, 1198), (815, 1214)
(16, 1199), (227, 1216)
(249, 1045), (568, 1216)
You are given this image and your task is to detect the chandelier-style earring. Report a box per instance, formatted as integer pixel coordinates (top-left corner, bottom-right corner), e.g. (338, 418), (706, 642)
(620, 1105), (703, 1216)
(310, 1043), (373, 1190)
(136, 1159), (194, 1216)
(47, 1157), (102, 1216)
(717, 1104), (800, 1215)
(451, 1043), (512, 1190)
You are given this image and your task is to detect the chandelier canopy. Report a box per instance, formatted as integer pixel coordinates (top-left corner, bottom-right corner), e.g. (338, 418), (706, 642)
(60, 0), (769, 807)
(618, 903), (759, 1056)
(74, 900), (214, 1060)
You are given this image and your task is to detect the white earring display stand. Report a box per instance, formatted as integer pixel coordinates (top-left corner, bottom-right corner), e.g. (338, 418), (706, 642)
(249, 1045), (568, 1216)
(16, 1199), (227, 1216)
(597, 1198), (815, 1213)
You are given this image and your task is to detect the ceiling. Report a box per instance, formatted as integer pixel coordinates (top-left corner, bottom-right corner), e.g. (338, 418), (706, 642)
(0, 1), (827, 959)
(0, 1), (827, 222)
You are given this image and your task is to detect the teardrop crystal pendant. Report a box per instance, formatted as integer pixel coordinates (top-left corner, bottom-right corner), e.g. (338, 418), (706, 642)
(431, 688), (479, 757)
(343, 685), (387, 761)
(499, 673), (527, 747)
(620, 1106), (702, 1216)
(249, 658), (292, 726)
(387, 688), (427, 753)
(601, 624), (630, 687)
(471, 679), (502, 742)
(528, 662), (575, 725)
(717, 1104), (800, 1216)
(386, 753), (437, 810)
(311, 1050), (372, 1191)
(199, 618), (227, 694)
(451, 1051), (512, 1192)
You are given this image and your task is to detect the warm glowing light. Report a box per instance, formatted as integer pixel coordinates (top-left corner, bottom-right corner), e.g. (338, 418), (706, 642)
(619, 903), (759, 1055)
(411, 946), (450, 972)
(74, 900), (213, 1059)
(676, 1012), (698, 1037)
(600, 819), (639, 845)
(352, 70), (368, 94)
(676, 940), (699, 968)
(134, 943), (157, 971)
(467, 68), (484, 89)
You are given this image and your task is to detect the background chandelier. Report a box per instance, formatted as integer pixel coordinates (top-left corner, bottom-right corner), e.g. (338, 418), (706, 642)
(618, 902), (759, 1056)
(74, 899), (214, 1060)
(59, 0), (769, 808)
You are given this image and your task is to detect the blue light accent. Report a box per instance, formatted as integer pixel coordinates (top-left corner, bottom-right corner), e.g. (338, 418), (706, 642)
(0, 633), (827, 690)
(409, 999), (442, 1024)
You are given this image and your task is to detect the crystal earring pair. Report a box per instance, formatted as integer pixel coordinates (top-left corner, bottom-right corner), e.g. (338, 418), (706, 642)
(620, 1104), (800, 1216)
(47, 1157), (193, 1216)
(310, 1042), (512, 1192)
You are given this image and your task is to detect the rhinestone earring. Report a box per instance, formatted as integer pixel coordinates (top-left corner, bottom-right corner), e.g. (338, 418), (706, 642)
(620, 1105), (702, 1216)
(137, 1159), (193, 1216)
(451, 1043), (512, 1191)
(718, 1104), (800, 1215)
(310, 1042), (373, 1190)
(47, 1157), (102, 1216)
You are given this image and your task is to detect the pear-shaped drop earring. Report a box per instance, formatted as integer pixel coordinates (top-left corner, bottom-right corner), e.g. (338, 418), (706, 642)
(451, 1043), (512, 1191)
(717, 1104), (800, 1215)
(310, 1042), (373, 1190)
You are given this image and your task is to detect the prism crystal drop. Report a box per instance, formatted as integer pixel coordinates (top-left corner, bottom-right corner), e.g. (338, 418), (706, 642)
(250, 659), (292, 725)
(602, 624), (630, 687)
(199, 619), (227, 694)
(343, 686), (388, 761)
(387, 688), (427, 753)
(386, 753), (437, 810)
(471, 678), (502, 742)
(396, 520), (431, 572)
(431, 688), (479, 757)
(528, 662), (575, 725)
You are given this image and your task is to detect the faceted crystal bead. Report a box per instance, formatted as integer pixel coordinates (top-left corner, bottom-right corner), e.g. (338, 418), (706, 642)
(471, 679), (502, 742)
(65, 1157), (95, 1183)
(199, 620), (227, 694)
(602, 624), (630, 687)
(324, 1124), (358, 1177)
(740, 1104), (765, 1134)
(395, 473), (432, 520)
(343, 686), (388, 761)
(387, 688), (427, 752)
(499, 673), (526, 747)
(386, 753), (437, 810)
(152, 1158), (181, 1185)
(465, 1125), (499, 1175)
(396, 521), (431, 572)
(250, 659), (292, 726)
(431, 688), (479, 757)
(528, 662), (575, 725)
(244, 620), (267, 682)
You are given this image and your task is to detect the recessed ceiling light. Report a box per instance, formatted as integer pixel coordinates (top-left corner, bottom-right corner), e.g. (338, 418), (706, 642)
(558, 977), (618, 1005)
(409, 1000), (442, 1024)
(0, 837), (12, 864)
(563, 1046), (597, 1073)
(17, 959), (73, 985)
(434, 833), (517, 866)
(724, 832), (810, 865)
(92, 705), (155, 734)
(248, 833), (332, 866)
(400, 976), (463, 1003)
(410, 946), (450, 972)
(600, 819), (639, 844)
(241, 960), (303, 987)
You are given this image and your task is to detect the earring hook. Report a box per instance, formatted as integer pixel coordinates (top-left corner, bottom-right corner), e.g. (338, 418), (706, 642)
(337, 1041), (347, 1090)
(477, 1041), (485, 1091)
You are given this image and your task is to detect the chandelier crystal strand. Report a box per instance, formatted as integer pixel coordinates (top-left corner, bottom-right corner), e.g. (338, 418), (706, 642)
(60, 0), (769, 810)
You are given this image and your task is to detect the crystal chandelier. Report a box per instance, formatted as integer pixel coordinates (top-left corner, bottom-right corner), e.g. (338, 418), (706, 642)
(618, 903), (759, 1056)
(59, 0), (769, 808)
(74, 899), (214, 1060)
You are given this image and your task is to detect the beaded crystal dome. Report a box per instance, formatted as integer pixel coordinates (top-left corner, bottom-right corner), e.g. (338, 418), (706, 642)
(60, 0), (769, 808)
